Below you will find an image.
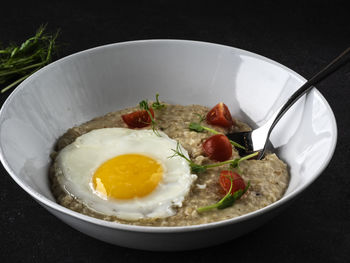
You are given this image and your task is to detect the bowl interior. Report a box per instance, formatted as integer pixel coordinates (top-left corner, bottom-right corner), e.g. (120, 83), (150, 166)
(0, 40), (336, 223)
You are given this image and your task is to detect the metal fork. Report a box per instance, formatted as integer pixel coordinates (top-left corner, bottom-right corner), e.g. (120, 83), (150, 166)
(226, 47), (350, 159)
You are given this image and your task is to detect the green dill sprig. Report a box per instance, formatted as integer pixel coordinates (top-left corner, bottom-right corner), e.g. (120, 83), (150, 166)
(197, 180), (250, 213)
(139, 100), (160, 136)
(152, 93), (165, 109)
(169, 142), (258, 173)
(0, 24), (59, 93)
(189, 115), (246, 150)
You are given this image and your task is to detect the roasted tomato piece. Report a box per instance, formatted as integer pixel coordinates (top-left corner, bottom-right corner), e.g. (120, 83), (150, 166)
(206, 102), (234, 128)
(202, 134), (232, 161)
(219, 171), (246, 194)
(121, 108), (154, 128)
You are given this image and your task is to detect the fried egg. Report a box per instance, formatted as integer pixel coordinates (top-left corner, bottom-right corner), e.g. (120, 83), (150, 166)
(55, 128), (197, 221)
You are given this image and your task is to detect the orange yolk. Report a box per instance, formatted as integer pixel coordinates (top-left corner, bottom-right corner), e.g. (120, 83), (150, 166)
(92, 154), (163, 199)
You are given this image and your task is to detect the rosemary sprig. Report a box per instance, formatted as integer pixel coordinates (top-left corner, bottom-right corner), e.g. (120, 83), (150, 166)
(169, 142), (258, 173)
(0, 25), (59, 93)
(189, 116), (246, 150)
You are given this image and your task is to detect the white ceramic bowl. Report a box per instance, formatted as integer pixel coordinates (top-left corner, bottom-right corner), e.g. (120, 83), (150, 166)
(0, 40), (337, 251)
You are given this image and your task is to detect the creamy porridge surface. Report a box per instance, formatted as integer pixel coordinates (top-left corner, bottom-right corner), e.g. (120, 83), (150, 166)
(50, 103), (289, 226)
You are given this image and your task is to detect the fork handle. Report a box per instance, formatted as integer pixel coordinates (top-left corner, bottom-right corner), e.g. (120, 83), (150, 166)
(269, 47), (350, 134)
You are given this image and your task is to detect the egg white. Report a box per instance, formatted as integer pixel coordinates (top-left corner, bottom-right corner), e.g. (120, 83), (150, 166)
(55, 128), (197, 221)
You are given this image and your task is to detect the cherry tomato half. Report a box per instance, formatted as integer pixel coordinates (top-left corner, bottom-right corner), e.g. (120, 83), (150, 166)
(219, 171), (246, 194)
(121, 108), (155, 128)
(206, 102), (234, 128)
(203, 134), (232, 161)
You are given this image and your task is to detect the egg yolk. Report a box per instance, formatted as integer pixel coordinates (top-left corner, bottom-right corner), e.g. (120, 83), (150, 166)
(92, 154), (163, 199)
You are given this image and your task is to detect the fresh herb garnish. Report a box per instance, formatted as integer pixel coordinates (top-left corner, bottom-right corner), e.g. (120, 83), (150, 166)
(229, 152), (258, 173)
(194, 113), (205, 122)
(138, 94), (165, 136)
(197, 180), (250, 213)
(152, 93), (165, 109)
(189, 117), (246, 150)
(139, 100), (160, 136)
(169, 142), (258, 173)
(0, 25), (59, 93)
(139, 100), (149, 111)
(168, 142), (207, 173)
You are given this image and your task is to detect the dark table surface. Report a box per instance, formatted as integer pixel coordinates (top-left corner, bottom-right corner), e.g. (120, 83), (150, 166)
(1, 1), (349, 262)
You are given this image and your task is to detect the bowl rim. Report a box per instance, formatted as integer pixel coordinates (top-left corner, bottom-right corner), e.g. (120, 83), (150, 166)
(0, 39), (338, 233)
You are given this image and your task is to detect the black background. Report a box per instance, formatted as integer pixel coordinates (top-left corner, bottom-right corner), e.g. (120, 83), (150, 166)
(1, 1), (349, 262)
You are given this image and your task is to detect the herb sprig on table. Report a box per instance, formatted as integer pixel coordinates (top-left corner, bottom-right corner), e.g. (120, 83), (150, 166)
(0, 25), (59, 93)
